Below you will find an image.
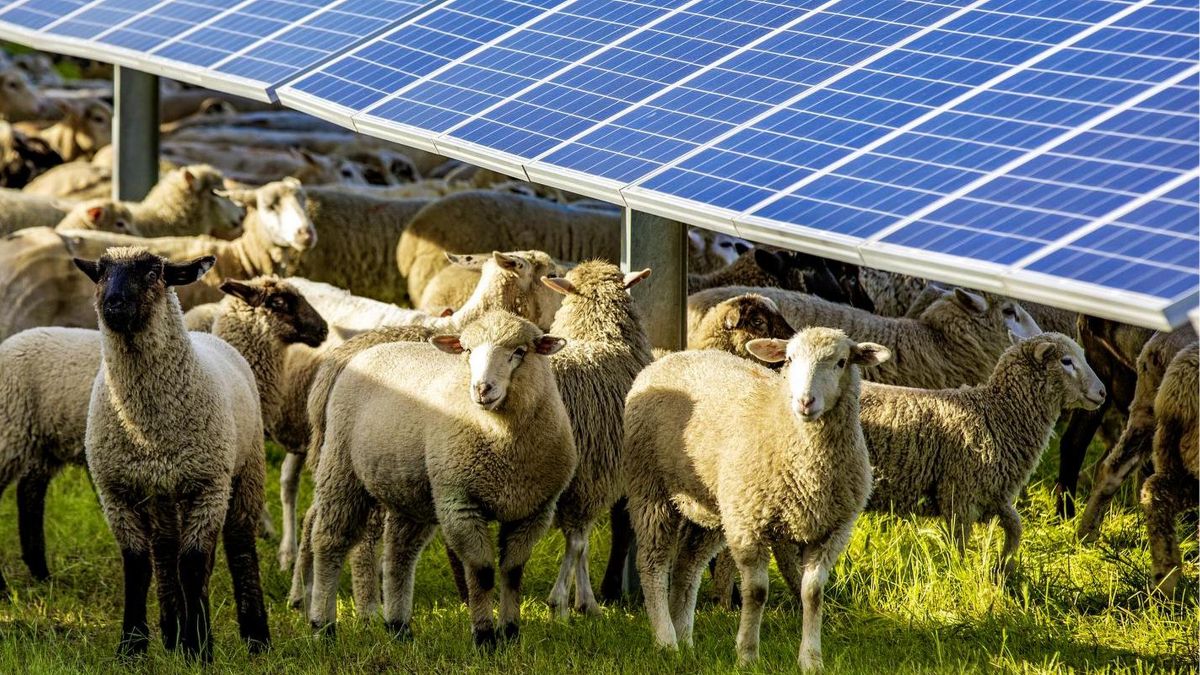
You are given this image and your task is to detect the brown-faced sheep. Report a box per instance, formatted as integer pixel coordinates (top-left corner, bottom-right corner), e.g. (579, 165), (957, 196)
(73, 248), (269, 662)
(856, 333), (1105, 574)
(624, 328), (888, 668)
(1141, 342), (1199, 595)
(689, 285), (1040, 390)
(304, 311), (575, 646)
(397, 191), (620, 301)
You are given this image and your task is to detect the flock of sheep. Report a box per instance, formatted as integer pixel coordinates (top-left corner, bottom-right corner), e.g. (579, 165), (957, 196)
(0, 55), (1196, 669)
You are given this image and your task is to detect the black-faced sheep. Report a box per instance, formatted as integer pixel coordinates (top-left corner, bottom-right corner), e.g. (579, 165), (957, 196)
(72, 248), (269, 661)
(687, 293), (795, 361)
(624, 328), (889, 668)
(305, 311), (575, 647)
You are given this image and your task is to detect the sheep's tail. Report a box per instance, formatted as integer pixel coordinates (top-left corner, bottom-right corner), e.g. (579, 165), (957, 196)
(305, 325), (435, 470)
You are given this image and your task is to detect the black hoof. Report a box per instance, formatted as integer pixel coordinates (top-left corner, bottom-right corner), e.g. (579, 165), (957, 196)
(247, 636), (271, 655)
(385, 620), (412, 641)
(473, 627), (497, 650)
(501, 623), (519, 641)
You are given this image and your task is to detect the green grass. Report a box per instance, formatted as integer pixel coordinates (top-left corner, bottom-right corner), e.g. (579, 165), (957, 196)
(0, 438), (1195, 674)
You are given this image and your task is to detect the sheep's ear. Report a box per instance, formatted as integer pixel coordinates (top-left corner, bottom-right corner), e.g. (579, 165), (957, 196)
(165, 255), (216, 286)
(851, 342), (891, 367)
(72, 257), (102, 283)
(533, 335), (566, 356)
(722, 304), (741, 331)
(492, 251), (521, 271)
(445, 252), (484, 269)
(623, 268), (651, 289)
(183, 169), (197, 191)
(430, 335), (464, 354)
(746, 338), (788, 363)
(687, 229), (704, 252)
(439, 307), (454, 318)
(219, 279), (266, 307)
(542, 275), (576, 295)
(299, 150), (320, 166)
(734, 241), (751, 255)
(951, 288), (988, 314)
(283, 176), (301, 188)
(86, 205), (104, 223)
(1033, 340), (1057, 363)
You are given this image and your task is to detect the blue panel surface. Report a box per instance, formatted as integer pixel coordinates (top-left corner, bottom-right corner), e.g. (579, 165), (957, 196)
(0, 0), (97, 31)
(152, 0), (325, 68)
(44, 0), (159, 40)
(288, 0), (566, 112)
(100, 0), (244, 53)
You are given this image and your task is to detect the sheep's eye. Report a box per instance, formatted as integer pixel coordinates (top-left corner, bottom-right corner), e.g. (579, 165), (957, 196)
(115, 220), (126, 229)
(783, 357), (792, 366)
(146, 269), (158, 282)
(513, 348), (527, 360)
(837, 358), (846, 368)
(269, 297), (286, 310)
(1002, 307), (1016, 316)
(1061, 357), (1073, 367)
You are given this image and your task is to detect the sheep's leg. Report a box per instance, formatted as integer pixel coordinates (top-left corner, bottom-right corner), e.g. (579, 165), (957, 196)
(631, 496), (681, 649)
(772, 540), (805, 603)
(1078, 420), (1155, 543)
(149, 499), (183, 652)
(100, 497), (153, 659)
(16, 468), (52, 581)
(350, 506), (384, 619)
(224, 473), (270, 653)
(709, 549), (739, 609)
(178, 489), (226, 664)
(381, 513), (435, 640)
(278, 452), (304, 570)
(995, 504), (1023, 577)
(600, 499), (634, 603)
(730, 545), (770, 666)
(548, 526), (584, 619)
(258, 506), (276, 541)
(445, 543), (470, 603)
(572, 525), (601, 616)
(668, 522), (724, 647)
(438, 502), (497, 649)
(497, 503), (555, 641)
(0, 452), (24, 595)
(1142, 473), (1188, 595)
(309, 485), (373, 635)
(288, 502), (316, 611)
(1055, 405), (1107, 518)
(797, 521), (854, 672)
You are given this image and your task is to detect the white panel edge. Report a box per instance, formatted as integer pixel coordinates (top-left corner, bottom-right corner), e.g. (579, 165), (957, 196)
(858, 240), (1007, 292)
(198, 71), (271, 103)
(432, 136), (530, 183)
(738, 213), (866, 267)
(1003, 268), (1182, 331)
(353, 114), (440, 154)
(623, 186), (739, 240)
(273, 87), (358, 130)
(524, 161), (626, 206)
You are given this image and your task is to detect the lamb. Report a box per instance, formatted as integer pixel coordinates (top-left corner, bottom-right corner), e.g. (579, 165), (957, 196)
(687, 293), (795, 361)
(0, 178), (312, 340)
(689, 285), (1041, 390)
(1077, 325), (1198, 542)
(0, 275), (327, 595)
(397, 191), (620, 301)
(0, 189), (73, 232)
(856, 333), (1106, 574)
(304, 311), (576, 646)
(533, 262), (654, 618)
(1140, 342), (1199, 595)
(624, 328), (888, 668)
(287, 250), (564, 587)
(73, 248), (269, 661)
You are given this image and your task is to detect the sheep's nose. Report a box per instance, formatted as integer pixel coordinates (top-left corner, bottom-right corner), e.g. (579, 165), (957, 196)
(1097, 386), (1106, 400)
(798, 395), (815, 410)
(476, 382), (494, 399)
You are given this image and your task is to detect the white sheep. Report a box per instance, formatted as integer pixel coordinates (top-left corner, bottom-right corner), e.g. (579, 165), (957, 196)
(15, 99), (111, 162)
(689, 285), (1040, 390)
(305, 311), (575, 646)
(73, 247), (269, 661)
(624, 328), (889, 669)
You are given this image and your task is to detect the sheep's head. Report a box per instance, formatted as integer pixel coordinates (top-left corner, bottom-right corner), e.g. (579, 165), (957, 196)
(1008, 332), (1105, 411)
(920, 288), (1041, 342)
(747, 327), (889, 423)
(709, 232), (752, 266)
(430, 310), (565, 411)
(0, 69), (41, 121)
(62, 100), (112, 152)
(244, 177), (316, 251)
(64, 200), (136, 234)
(175, 165), (244, 239)
(73, 247), (215, 335)
(450, 250), (565, 330)
(710, 294), (794, 359)
(343, 149), (419, 185)
(219, 276), (328, 348)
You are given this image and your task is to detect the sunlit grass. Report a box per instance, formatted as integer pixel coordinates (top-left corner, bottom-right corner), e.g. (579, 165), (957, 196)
(0, 437), (1195, 673)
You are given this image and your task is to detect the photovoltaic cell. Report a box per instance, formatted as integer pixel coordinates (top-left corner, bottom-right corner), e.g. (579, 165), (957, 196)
(0, 0), (96, 31)
(152, 0), (327, 69)
(101, 0), (245, 54)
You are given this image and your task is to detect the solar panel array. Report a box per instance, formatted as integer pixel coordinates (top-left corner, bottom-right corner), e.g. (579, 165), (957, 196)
(0, 0), (1195, 328)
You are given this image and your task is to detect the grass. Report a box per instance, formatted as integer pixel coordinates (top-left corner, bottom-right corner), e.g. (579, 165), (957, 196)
(0, 437), (1195, 674)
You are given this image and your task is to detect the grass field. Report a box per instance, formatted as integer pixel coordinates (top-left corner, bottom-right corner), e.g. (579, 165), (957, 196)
(0, 438), (1195, 674)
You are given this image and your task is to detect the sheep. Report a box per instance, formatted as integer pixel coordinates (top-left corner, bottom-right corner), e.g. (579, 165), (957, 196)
(72, 247), (269, 661)
(397, 191), (620, 301)
(687, 248), (800, 294)
(12, 54), (60, 88)
(689, 285), (1041, 390)
(228, 185), (429, 305)
(856, 333), (1105, 575)
(1141, 342), (1199, 595)
(161, 142), (368, 186)
(0, 121), (61, 188)
(20, 156), (112, 199)
(0, 178), (312, 340)
(1077, 325), (1198, 542)
(624, 328), (888, 668)
(0, 275), (326, 595)
(687, 228), (750, 275)
(0, 69), (44, 122)
(857, 267), (927, 317)
(15, 99), (112, 161)
(531, 262), (654, 618)
(304, 310), (575, 646)
(287, 250), (564, 591)
(687, 293), (795, 361)
(0, 189), (73, 232)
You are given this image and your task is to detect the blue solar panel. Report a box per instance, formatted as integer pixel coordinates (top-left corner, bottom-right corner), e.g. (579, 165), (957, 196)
(44, 0), (160, 40)
(152, 0), (326, 69)
(363, 0), (686, 138)
(100, 0), (244, 53)
(0, 0), (96, 31)
(286, 0), (567, 113)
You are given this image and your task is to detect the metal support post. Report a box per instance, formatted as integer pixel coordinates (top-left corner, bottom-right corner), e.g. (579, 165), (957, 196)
(113, 66), (160, 201)
(622, 209), (688, 351)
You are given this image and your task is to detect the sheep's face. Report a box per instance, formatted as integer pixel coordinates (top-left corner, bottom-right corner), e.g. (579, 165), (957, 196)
(180, 167), (245, 239)
(926, 288), (1041, 342)
(996, 298), (1040, 340)
(220, 277), (328, 348)
(716, 295), (794, 358)
(431, 312), (565, 411)
(73, 248), (215, 335)
(256, 178), (316, 251)
(466, 250), (564, 331)
(712, 233), (751, 266)
(748, 328), (890, 423)
(0, 70), (40, 121)
(1017, 333), (1106, 411)
(81, 101), (113, 150)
